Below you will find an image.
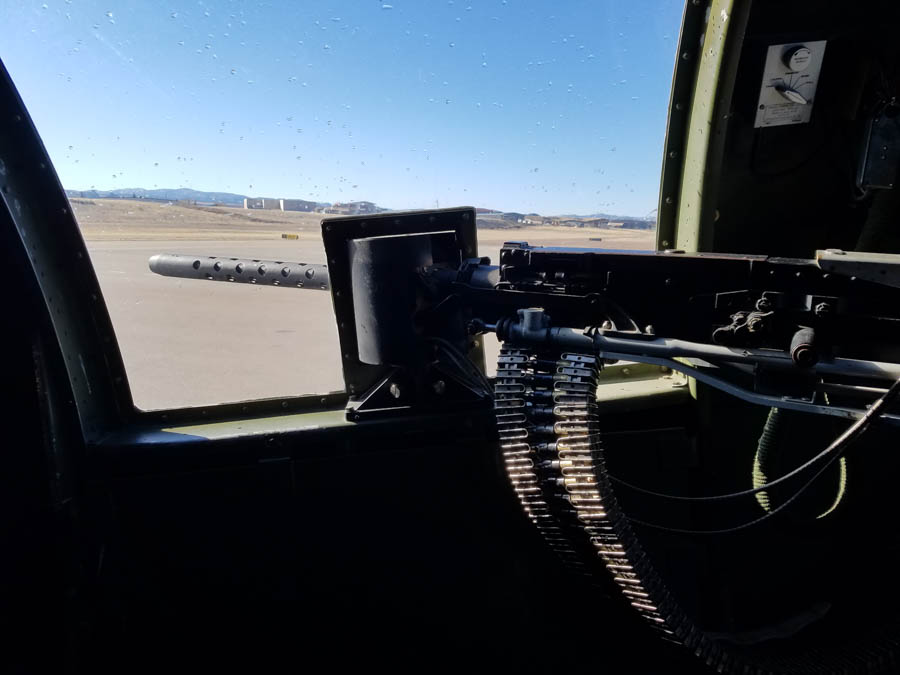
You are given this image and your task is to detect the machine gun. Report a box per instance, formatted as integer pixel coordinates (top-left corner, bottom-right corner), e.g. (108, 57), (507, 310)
(150, 206), (900, 673)
(150, 206), (900, 424)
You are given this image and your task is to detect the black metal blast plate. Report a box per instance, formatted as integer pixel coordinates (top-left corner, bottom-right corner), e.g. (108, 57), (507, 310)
(321, 207), (479, 401)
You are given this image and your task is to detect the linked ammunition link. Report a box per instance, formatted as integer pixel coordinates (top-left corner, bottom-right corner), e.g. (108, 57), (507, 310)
(495, 343), (900, 675)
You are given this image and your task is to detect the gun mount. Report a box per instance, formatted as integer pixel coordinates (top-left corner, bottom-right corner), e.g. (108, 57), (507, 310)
(149, 207), (900, 673)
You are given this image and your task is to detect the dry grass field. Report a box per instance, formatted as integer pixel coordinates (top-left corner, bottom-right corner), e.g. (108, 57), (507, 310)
(73, 199), (655, 410)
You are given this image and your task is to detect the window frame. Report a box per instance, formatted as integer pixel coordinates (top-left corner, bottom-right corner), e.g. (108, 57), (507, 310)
(2, 0), (701, 439)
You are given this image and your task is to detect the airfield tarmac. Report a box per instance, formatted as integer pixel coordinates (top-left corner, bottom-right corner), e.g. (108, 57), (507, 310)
(76, 200), (655, 410)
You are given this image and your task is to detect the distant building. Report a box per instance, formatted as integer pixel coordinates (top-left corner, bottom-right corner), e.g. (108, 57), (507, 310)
(549, 218), (584, 227)
(244, 197), (381, 214)
(354, 201), (378, 214)
(244, 197), (281, 210)
(324, 201), (380, 215)
(502, 212), (525, 222)
(280, 198), (317, 212)
(583, 218), (609, 228)
(522, 215), (544, 225)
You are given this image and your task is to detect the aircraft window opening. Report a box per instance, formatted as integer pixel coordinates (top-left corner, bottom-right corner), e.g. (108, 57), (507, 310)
(1, 0), (682, 409)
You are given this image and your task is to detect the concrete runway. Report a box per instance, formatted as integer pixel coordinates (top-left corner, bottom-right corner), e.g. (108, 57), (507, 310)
(85, 231), (651, 410)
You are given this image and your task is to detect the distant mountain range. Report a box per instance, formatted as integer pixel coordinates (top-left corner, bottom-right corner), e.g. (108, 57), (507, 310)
(66, 187), (249, 205)
(556, 212), (655, 222)
(65, 187), (651, 221)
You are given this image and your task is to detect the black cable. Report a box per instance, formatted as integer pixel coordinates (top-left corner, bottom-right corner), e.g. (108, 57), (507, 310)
(428, 336), (493, 396)
(609, 377), (900, 504)
(621, 377), (900, 535)
(627, 450), (843, 536)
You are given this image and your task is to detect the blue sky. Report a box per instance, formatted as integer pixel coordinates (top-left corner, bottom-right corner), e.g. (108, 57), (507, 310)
(2, 0), (683, 216)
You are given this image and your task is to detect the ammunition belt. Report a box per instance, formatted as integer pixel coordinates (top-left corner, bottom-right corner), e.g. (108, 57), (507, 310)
(494, 344), (900, 675)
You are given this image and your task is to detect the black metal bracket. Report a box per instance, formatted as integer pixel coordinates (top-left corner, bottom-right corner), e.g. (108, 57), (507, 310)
(321, 207), (487, 420)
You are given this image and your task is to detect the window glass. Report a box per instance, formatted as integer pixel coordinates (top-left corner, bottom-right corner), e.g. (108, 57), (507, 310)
(2, 0), (679, 409)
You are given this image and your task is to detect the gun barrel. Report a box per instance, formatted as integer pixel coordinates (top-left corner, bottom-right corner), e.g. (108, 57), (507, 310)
(148, 254), (330, 290)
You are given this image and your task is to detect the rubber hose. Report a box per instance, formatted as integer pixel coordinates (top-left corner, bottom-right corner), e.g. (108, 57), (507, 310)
(753, 408), (848, 519)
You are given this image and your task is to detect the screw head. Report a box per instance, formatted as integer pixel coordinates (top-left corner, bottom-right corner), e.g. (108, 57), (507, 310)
(389, 383), (401, 399)
(432, 380), (447, 395)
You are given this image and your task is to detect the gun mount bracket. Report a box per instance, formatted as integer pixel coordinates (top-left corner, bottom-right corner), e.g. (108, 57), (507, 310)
(321, 207), (483, 420)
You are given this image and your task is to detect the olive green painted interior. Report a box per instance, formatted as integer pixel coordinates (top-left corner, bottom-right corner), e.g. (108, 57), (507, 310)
(675, 0), (735, 252)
